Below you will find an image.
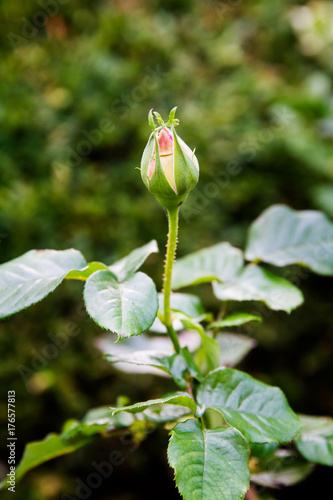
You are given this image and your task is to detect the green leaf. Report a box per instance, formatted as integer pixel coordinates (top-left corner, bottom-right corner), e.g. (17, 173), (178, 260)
(151, 292), (206, 334)
(245, 205), (333, 275)
(172, 242), (244, 290)
(168, 419), (250, 500)
(166, 292), (205, 318)
(216, 333), (256, 367)
(251, 450), (313, 488)
(213, 265), (303, 312)
(111, 392), (196, 416)
(197, 368), (301, 444)
(84, 270), (158, 339)
(250, 443), (279, 459)
(210, 313), (262, 329)
(0, 249), (86, 319)
(63, 406), (133, 440)
(104, 348), (194, 388)
(4, 433), (91, 487)
(178, 314), (220, 372)
(295, 414), (333, 466)
(0, 406), (133, 490)
(143, 405), (192, 424)
(109, 240), (158, 282)
(65, 261), (108, 280)
(96, 333), (202, 382)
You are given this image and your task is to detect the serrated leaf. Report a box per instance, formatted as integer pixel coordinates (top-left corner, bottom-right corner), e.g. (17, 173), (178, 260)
(168, 419), (250, 500)
(245, 205), (333, 275)
(210, 313), (262, 329)
(197, 368), (301, 443)
(0, 249), (86, 319)
(65, 261), (108, 280)
(213, 265), (303, 312)
(84, 270), (158, 339)
(295, 414), (333, 466)
(172, 242), (244, 290)
(111, 392), (196, 416)
(109, 240), (158, 282)
(216, 333), (256, 367)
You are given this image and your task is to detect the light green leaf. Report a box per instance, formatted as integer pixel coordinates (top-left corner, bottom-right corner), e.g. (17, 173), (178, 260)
(178, 314), (220, 372)
(143, 405), (192, 424)
(213, 265), (303, 312)
(111, 392), (196, 416)
(96, 333), (202, 381)
(104, 348), (194, 388)
(216, 333), (256, 367)
(197, 368), (301, 443)
(165, 292), (205, 318)
(245, 205), (333, 275)
(84, 270), (158, 339)
(109, 240), (158, 282)
(168, 419), (250, 500)
(251, 450), (313, 488)
(0, 249), (86, 319)
(151, 292), (206, 334)
(295, 414), (333, 466)
(65, 261), (108, 280)
(172, 242), (244, 290)
(210, 313), (262, 329)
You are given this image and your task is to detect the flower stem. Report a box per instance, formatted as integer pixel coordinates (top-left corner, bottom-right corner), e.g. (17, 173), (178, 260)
(163, 206), (181, 353)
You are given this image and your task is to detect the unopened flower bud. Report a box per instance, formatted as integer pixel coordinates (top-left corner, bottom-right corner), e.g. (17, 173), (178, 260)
(140, 108), (199, 210)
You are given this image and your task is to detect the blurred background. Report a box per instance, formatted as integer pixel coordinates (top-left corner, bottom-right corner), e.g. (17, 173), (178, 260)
(1, 0), (333, 498)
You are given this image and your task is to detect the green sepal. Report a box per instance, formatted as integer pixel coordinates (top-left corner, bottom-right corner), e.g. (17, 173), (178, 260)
(172, 128), (199, 196)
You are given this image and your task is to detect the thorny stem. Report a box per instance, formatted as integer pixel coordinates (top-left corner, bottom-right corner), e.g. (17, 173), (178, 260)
(163, 206), (181, 353)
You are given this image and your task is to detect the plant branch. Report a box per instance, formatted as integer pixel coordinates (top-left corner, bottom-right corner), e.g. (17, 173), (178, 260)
(163, 206), (181, 353)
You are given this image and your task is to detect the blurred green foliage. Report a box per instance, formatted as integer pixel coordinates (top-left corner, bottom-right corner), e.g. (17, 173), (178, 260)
(1, 0), (333, 498)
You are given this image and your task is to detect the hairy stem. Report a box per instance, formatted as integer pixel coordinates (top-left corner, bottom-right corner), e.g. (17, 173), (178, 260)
(163, 207), (181, 353)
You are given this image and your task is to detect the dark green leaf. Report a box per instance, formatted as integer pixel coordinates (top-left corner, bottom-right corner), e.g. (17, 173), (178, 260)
(0, 407), (133, 490)
(168, 419), (250, 500)
(245, 205), (333, 275)
(84, 270), (158, 339)
(197, 368), (301, 443)
(0, 249), (86, 319)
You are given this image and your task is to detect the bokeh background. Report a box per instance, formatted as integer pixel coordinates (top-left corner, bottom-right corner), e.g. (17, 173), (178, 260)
(1, 0), (333, 498)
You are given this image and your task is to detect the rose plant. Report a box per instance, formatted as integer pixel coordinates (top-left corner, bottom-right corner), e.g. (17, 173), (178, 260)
(1, 109), (333, 499)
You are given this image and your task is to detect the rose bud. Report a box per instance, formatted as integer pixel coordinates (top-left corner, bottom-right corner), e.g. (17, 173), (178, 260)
(140, 108), (199, 210)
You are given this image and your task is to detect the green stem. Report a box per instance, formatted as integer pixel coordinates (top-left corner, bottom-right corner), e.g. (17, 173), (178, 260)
(163, 206), (181, 353)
